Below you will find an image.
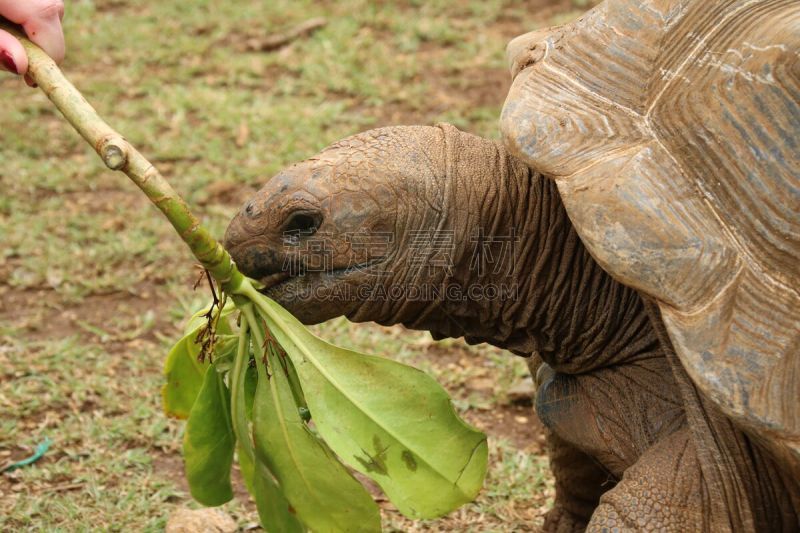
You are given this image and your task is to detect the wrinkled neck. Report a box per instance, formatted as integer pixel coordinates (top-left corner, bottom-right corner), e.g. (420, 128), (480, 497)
(394, 125), (657, 371)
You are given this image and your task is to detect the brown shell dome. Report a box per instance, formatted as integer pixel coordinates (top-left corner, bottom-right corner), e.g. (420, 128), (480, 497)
(501, 0), (799, 468)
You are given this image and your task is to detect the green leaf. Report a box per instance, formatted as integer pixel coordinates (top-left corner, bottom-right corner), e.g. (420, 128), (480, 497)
(231, 318), (301, 533)
(238, 442), (256, 495)
(250, 295), (488, 519)
(162, 333), (207, 419)
(230, 323), (254, 464)
(183, 299), (236, 336)
(229, 320), (260, 497)
(162, 301), (236, 418)
(244, 364), (257, 421)
(253, 459), (305, 533)
(209, 334), (241, 372)
(252, 343), (380, 532)
(183, 365), (235, 506)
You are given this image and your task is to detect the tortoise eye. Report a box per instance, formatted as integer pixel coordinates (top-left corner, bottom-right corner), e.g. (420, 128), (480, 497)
(283, 211), (321, 236)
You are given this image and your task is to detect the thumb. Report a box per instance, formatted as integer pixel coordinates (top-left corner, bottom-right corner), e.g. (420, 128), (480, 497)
(0, 29), (28, 75)
(22, 1), (65, 64)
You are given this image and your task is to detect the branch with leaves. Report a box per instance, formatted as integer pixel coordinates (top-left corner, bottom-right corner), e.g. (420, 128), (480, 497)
(5, 20), (488, 531)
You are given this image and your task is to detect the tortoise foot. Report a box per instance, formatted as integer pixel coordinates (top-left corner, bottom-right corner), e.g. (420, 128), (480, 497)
(542, 504), (588, 533)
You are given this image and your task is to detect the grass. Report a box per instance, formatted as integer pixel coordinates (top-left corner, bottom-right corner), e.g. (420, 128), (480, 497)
(1, 0), (595, 530)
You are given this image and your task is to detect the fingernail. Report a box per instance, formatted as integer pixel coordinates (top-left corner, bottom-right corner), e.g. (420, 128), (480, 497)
(0, 50), (18, 75)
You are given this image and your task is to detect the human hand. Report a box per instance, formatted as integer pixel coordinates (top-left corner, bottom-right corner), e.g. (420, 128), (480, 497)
(0, 0), (65, 80)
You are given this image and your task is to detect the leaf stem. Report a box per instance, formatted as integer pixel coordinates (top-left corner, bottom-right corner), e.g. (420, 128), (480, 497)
(241, 307), (265, 349)
(230, 313), (254, 462)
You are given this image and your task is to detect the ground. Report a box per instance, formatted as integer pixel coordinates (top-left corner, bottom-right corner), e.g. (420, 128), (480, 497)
(0, 1), (598, 530)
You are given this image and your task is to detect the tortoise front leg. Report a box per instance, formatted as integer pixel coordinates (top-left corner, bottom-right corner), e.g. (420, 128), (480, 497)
(535, 357), (686, 478)
(543, 430), (613, 532)
(533, 356), (687, 531)
(587, 428), (707, 532)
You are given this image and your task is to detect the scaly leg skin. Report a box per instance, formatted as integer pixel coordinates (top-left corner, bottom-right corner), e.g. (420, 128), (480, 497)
(543, 430), (614, 532)
(587, 427), (707, 531)
(534, 357), (686, 531)
(535, 357), (685, 479)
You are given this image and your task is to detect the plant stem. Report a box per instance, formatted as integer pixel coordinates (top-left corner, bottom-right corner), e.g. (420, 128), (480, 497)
(231, 315), (255, 462)
(3, 20), (246, 294)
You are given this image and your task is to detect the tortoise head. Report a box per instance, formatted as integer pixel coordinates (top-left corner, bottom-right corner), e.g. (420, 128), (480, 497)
(224, 126), (451, 325)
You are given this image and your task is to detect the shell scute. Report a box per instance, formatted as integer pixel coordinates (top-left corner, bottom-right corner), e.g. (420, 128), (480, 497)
(502, 0), (800, 464)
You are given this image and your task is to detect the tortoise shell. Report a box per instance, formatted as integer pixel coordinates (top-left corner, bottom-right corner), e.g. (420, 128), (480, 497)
(501, 0), (799, 468)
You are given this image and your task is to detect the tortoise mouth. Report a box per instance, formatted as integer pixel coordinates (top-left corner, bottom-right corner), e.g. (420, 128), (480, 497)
(257, 271), (292, 290)
(256, 258), (386, 296)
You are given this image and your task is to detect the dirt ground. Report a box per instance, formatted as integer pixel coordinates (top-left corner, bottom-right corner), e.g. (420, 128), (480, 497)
(1, 1), (598, 530)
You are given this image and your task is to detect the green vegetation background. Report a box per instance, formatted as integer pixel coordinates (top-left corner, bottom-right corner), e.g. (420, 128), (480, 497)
(0, 1), (594, 530)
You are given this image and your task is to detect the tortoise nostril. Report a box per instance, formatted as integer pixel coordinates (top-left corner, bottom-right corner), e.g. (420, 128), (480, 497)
(283, 211), (321, 236)
(245, 202), (255, 216)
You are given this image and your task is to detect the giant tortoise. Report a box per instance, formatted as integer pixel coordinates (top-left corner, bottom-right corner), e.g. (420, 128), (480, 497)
(224, 0), (800, 530)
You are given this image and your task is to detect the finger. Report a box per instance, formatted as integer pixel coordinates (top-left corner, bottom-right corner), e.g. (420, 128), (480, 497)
(0, 29), (28, 75)
(22, 1), (65, 63)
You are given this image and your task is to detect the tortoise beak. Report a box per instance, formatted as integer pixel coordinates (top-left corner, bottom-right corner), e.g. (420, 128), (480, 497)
(224, 211), (288, 286)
